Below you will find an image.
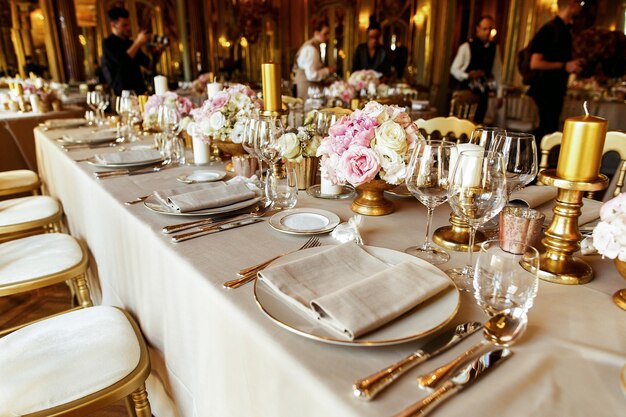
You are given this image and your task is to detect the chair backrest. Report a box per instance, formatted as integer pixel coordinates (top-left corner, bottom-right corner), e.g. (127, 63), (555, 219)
(415, 116), (476, 143)
(449, 90), (479, 121)
(538, 130), (626, 198)
(503, 88), (539, 132)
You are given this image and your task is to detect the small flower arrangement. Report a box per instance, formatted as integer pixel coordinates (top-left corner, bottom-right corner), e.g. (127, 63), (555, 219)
(277, 112), (323, 163)
(326, 80), (356, 104)
(592, 193), (626, 260)
(189, 83), (262, 143)
(142, 92), (194, 130)
(191, 72), (214, 95)
(348, 70), (381, 91)
(316, 101), (419, 187)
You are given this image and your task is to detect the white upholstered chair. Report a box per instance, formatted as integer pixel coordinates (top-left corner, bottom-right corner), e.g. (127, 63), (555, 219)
(0, 306), (152, 416)
(0, 232), (92, 335)
(415, 116), (477, 143)
(0, 169), (40, 197)
(0, 195), (63, 242)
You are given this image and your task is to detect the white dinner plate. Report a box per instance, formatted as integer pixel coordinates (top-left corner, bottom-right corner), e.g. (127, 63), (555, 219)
(177, 169), (226, 184)
(269, 208), (340, 235)
(62, 128), (118, 144)
(253, 245), (460, 346)
(143, 194), (262, 217)
(86, 156), (164, 169)
(43, 118), (86, 129)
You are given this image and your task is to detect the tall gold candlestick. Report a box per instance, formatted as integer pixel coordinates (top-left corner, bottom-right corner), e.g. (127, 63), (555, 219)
(261, 63), (283, 115)
(556, 115), (607, 181)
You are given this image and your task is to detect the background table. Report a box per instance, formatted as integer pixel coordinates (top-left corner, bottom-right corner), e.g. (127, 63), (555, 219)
(35, 128), (626, 417)
(0, 106), (84, 172)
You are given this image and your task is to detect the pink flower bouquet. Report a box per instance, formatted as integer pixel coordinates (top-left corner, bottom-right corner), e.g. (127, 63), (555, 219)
(142, 92), (194, 130)
(327, 80), (356, 104)
(316, 101), (420, 187)
(348, 70), (381, 91)
(592, 193), (626, 260)
(189, 83), (262, 143)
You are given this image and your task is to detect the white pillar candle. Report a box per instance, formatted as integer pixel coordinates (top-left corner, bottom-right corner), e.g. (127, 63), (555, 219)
(320, 168), (342, 195)
(459, 150), (484, 188)
(192, 135), (210, 165)
(154, 76), (168, 95)
(206, 82), (223, 100)
(450, 143), (483, 183)
(29, 94), (42, 113)
(34, 78), (44, 89)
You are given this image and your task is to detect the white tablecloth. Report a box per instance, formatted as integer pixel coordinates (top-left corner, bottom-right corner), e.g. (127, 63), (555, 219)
(35, 127), (626, 417)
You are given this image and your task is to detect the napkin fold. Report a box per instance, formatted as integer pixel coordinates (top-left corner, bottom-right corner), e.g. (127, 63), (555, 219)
(153, 180), (258, 212)
(94, 149), (162, 165)
(258, 242), (451, 340)
(64, 129), (117, 143)
(510, 186), (558, 208)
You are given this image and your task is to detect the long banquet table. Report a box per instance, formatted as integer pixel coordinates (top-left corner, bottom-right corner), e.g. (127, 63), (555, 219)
(34, 127), (626, 417)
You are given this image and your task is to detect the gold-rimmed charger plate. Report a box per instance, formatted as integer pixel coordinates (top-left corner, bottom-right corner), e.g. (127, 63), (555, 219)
(87, 156), (164, 169)
(253, 245), (459, 346)
(268, 208), (340, 235)
(62, 128), (118, 144)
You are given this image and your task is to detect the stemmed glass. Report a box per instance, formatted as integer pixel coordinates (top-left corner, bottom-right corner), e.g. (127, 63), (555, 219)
(254, 115), (285, 205)
(404, 139), (455, 265)
(242, 115), (263, 186)
(86, 91), (101, 126)
(469, 126), (505, 149)
(447, 150), (508, 291)
(157, 104), (183, 162)
(493, 132), (538, 195)
(116, 93), (140, 142)
(97, 94), (110, 125)
(473, 239), (539, 317)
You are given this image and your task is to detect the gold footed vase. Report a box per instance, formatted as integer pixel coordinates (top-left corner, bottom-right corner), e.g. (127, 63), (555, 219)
(612, 259), (626, 311)
(287, 157), (319, 190)
(432, 213), (485, 252)
(351, 179), (395, 216)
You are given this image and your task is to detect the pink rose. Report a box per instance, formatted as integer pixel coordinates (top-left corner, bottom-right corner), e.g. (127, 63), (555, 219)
(340, 145), (380, 187)
(211, 92), (230, 111)
(393, 112), (412, 128)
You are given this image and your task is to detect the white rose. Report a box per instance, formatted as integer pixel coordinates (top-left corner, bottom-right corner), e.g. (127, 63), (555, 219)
(209, 112), (226, 132)
(593, 221), (621, 259)
(230, 122), (245, 143)
(278, 132), (301, 160)
(362, 101), (389, 124)
(374, 120), (407, 155)
(376, 145), (406, 185)
(198, 119), (213, 136)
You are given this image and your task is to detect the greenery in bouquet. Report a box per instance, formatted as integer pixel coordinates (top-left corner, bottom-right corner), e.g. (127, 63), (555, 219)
(316, 101), (419, 187)
(277, 111), (323, 163)
(326, 80), (356, 104)
(189, 83), (262, 143)
(142, 91), (194, 130)
(348, 70), (381, 91)
(592, 193), (626, 260)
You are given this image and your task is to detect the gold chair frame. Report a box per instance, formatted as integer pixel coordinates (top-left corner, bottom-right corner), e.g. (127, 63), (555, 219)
(0, 201), (63, 243)
(449, 90), (479, 122)
(0, 240), (92, 336)
(0, 172), (41, 197)
(19, 308), (151, 417)
(414, 116), (477, 143)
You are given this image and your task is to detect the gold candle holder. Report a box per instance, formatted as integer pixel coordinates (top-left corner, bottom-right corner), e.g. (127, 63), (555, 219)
(522, 169), (608, 285)
(432, 214), (486, 252)
(261, 63), (283, 116)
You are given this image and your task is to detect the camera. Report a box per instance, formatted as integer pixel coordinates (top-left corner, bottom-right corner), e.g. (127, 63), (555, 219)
(150, 35), (170, 47)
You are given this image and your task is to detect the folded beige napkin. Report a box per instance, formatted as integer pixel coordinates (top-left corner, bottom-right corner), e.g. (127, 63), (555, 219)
(510, 186), (558, 208)
(64, 129), (117, 143)
(94, 149), (162, 165)
(258, 242), (451, 340)
(154, 181), (256, 212)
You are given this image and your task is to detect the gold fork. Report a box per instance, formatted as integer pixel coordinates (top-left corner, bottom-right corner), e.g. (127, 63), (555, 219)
(223, 237), (322, 289)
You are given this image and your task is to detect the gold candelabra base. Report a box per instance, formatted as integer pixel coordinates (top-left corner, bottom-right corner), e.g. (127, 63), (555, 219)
(432, 213), (486, 252)
(521, 169), (608, 285)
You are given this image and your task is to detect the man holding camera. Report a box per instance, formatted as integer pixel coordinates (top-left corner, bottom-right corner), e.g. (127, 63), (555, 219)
(101, 7), (163, 95)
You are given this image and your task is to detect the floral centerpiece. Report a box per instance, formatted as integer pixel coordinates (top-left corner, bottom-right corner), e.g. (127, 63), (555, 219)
(142, 91), (194, 130)
(348, 70), (381, 91)
(326, 80), (356, 104)
(191, 72), (214, 95)
(592, 193), (626, 260)
(189, 83), (262, 144)
(316, 101), (419, 188)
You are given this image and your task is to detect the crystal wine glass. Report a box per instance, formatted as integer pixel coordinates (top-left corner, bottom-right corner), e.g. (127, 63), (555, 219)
(242, 115), (263, 185)
(86, 91), (101, 126)
(116, 93), (140, 142)
(254, 115), (285, 205)
(447, 150), (508, 291)
(405, 139), (456, 265)
(469, 126), (506, 150)
(493, 132), (538, 195)
(473, 239), (539, 316)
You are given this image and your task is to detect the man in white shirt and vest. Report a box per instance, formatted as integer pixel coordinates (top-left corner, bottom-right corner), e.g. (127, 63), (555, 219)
(450, 15), (503, 124)
(293, 20), (335, 100)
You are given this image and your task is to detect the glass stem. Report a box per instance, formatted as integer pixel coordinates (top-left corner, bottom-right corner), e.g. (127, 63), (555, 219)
(422, 207), (435, 250)
(467, 225), (477, 270)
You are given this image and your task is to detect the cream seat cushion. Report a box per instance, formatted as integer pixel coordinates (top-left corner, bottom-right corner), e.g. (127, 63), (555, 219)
(0, 233), (83, 285)
(0, 196), (60, 227)
(0, 306), (141, 416)
(0, 170), (39, 191)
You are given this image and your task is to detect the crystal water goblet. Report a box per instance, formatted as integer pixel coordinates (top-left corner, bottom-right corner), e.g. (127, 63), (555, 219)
(493, 132), (538, 195)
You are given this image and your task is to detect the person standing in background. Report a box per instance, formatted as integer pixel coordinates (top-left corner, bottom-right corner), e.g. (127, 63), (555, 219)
(450, 15), (502, 124)
(101, 7), (152, 95)
(528, 0), (584, 142)
(293, 20), (335, 100)
(352, 16), (391, 79)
